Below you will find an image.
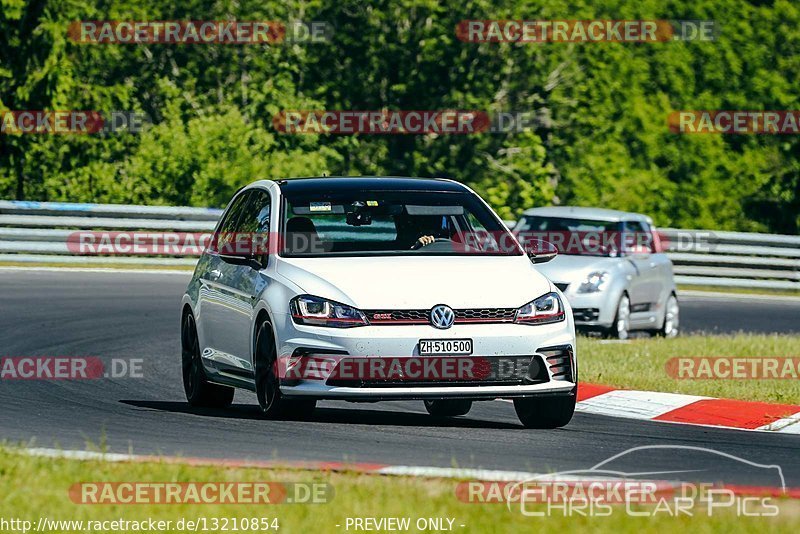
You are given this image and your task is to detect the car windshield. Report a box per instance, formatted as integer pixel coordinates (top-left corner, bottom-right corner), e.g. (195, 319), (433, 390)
(280, 189), (521, 257)
(514, 216), (624, 257)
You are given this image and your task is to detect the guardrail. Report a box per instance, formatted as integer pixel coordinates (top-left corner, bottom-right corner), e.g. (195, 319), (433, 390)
(0, 201), (797, 291)
(0, 200), (219, 267)
(659, 228), (799, 291)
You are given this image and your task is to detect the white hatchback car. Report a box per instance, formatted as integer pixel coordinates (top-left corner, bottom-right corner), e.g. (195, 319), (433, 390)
(181, 177), (577, 428)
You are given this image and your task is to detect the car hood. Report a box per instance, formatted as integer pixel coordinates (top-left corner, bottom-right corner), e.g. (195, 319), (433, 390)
(277, 255), (551, 309)
(534, 255), (624, 284)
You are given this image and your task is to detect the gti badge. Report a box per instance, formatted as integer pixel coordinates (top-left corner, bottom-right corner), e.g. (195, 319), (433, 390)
(430, 305), (455, 329)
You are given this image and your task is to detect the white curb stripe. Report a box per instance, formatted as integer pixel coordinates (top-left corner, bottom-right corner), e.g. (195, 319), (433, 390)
(24, 448), (139, 462)
(377, 466), (541, 481)
(574, 390), (708, 420)
(756, 411), (800, 433)
(19, 448), (648, 484)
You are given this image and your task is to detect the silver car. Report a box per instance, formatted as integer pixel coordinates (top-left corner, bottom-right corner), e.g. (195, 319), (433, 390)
(514, 206), (679, 339)
(180, 177), (578, 428)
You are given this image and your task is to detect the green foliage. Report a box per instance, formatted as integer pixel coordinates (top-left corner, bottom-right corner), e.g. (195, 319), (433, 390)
(0, 0), (798, 231)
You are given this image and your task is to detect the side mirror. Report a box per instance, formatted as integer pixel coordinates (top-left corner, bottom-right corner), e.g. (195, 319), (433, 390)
(214, 232), (269, 270)
(219, 252), (265, 270)
(525, 239), (558, 264)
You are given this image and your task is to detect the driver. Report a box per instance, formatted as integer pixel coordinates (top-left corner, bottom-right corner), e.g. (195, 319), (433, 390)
(413, 234), (435, 248)
(407, 215), (450, 249)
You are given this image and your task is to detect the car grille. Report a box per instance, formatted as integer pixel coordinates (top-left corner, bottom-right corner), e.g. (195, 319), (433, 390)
(573, 308), (600, 322)
(364, 308), (517, 325)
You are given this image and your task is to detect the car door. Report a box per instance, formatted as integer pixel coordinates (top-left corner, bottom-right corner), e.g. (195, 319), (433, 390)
(623, 220), (661, 322)
(197, 190), (250, 370)
(644, 221), (673, 307)
(200, 189), (271, 381)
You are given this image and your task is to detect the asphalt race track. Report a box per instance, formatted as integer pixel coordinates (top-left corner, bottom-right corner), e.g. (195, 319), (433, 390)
(1, 269), (798, 488)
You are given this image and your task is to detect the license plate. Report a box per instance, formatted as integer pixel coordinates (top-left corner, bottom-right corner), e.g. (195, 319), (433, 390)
(419, 339), (473, 356)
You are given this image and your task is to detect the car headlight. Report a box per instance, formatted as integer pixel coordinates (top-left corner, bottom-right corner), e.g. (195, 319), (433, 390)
(578, 271), (609, 293)
(514, 292), (565, 325)
(290, 295), (368, 328)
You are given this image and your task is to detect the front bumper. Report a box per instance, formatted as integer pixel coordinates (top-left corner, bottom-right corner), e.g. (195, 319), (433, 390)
(553, 284), (617, 328)
(283, 381), (576, 400)
(273, 313), (577, 400)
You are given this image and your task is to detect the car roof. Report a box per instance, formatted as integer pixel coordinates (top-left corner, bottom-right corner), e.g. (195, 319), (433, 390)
(271, 176), (468, 194)
(520, 206), (653, 224)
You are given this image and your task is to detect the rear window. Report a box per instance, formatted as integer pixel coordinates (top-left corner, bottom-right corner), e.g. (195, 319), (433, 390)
(515, 216), (623, 257)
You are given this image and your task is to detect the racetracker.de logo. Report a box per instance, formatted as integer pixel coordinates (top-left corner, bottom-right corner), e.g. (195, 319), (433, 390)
(669, 111), (800, 134)
(666, 357), (800, 379)
(70, 482), (332, 504)
(0, 357), (143, 380)
(272, 110), (537, 135)
(456, 480), (677, 504)
(67, 231), (213, 256)
(456, 20), (717, 43)
(68, 21), (332, 44)
(280, 355), (538, 382)
(0, 111), (147, 135)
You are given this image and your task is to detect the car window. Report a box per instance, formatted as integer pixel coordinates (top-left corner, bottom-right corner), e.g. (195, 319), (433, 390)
(212, 189), (271, 256)
(303, 213), (397, 243)
(624, 221), (655, 254)
(217, 193), (249, 232)
(515, 216), (623, 257)
(281, 190), (517, 257)
(237, 190), (271, 234)
(240, 190), (271, 259)
(214, 191), (252, 253)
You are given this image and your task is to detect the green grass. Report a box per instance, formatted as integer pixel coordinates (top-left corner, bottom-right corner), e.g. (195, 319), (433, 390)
(1, 446), (798, 533)
(580, 334), (800, 404)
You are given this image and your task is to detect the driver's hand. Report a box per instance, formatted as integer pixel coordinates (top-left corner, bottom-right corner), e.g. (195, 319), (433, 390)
(413, 235), (435, 249)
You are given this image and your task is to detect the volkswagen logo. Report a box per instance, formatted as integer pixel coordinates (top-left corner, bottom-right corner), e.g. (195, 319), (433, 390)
(429, 305), (455, 329)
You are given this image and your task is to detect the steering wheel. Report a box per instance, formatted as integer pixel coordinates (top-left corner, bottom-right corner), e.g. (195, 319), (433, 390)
(413, 237), (453, 251)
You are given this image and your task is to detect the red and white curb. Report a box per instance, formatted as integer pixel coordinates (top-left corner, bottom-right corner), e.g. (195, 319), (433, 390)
(20, 447), (533, 480)
(575, 383), (800, 434)
(18, 447), (800, 500)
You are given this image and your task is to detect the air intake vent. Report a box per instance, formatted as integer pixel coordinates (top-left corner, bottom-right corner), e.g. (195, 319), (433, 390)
(538, 345), (575, 382)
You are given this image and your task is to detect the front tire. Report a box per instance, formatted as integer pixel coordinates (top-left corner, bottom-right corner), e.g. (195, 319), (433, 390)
(423, 399), (472, 417)
(608, 293), (631, 340)
(254, 319), (316, 419)
(181, 312), (234, 408)
(658, 294), (680, 338)
(513, 393), (576, 429)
